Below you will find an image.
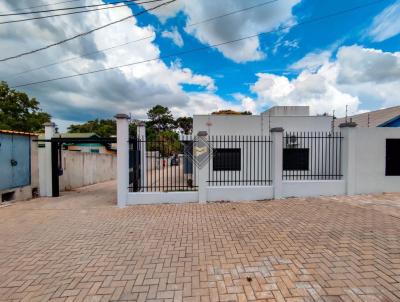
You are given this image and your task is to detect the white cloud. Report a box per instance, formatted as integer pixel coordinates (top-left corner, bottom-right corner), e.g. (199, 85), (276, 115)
(290, 50), (331, 72)
(0, 0), (223, 128)
(161, 27), (184, 47)
(250, 45), (400, 116)
(369, 2), (400, 42)
(141, 0), (301, 63)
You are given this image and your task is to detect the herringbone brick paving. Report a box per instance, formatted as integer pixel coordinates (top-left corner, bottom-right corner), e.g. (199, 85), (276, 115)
(0, 183), (399, 302)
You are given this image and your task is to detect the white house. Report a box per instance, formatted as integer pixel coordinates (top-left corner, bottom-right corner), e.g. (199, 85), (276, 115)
(193, 106), (333, 135)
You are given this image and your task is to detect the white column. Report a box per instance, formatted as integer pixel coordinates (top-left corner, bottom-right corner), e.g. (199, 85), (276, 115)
(137, 122), (147, 190)
(39, 122), (56, 197)
(271, 127), (284, 199)
(115, 114), (130, 208)
(197, 131), (209, 203)
(340, 122), (357, 195)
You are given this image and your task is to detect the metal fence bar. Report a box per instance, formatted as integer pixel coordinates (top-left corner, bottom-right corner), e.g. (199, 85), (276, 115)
(282, 132), (343, 180)
(207, 135), (272, 186)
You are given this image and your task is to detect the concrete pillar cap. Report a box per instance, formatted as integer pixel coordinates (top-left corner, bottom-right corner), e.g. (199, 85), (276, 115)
(43, 122), (56, 127)
(197, 131), (208, 137)
(339, 122), (357, 128)
(270, 127), (284, 133)
(114, 113), (130, 119)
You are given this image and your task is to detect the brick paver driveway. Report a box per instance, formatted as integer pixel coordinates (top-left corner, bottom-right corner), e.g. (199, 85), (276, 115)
(0, 182), (400, 302)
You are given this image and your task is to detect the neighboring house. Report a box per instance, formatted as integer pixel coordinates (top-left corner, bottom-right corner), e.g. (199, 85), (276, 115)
(334, 106), (400, 128)
(38, 132), (116, 154)
(0, 130), (39, 202)
(193, 106), (333, 135)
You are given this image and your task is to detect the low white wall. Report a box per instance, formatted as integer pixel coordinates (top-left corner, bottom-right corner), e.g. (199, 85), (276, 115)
(127, 191), (198, 205)
(282, 180), (346, 198)
(352, 128), (400, 194)
(59, 151), (117, 191)
(207, 186), (273, 202)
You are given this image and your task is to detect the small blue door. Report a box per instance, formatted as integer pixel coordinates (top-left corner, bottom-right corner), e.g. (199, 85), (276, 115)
(0, 134), (13, 190)
(0, 134), (31, 190)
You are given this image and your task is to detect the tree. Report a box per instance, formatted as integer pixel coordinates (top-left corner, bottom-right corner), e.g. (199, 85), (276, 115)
(175, 117), (193, 134)
(212, 109), (253, 115)
(0, 81), (51, 132)
(147, 105), (175, 132)
(68, 119), (116, 137)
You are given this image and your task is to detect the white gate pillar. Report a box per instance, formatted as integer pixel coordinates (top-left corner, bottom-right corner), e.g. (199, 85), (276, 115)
(339, 121), (357, 195)
(197, 131), (209, 203)
(115, 114), (130, 208)
(39, 122), (56, 197)
(137, 122), (147, 190)
(271, 127), (284, 199)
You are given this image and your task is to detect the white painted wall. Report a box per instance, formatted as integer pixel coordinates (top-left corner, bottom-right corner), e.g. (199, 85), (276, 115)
(127, 191), (198, 205)
(351, 128), (400, 194)
(207, 186), (273, 202)
(193, 114), (332, 136)
(59, 151), (116, 191)
(282, 180), (346, 198)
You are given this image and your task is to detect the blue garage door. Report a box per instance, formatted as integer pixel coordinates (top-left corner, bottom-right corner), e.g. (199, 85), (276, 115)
(0, 134), (31, 190)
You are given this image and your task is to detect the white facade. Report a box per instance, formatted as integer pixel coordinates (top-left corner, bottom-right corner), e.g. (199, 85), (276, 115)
(193, 106), (332, 136)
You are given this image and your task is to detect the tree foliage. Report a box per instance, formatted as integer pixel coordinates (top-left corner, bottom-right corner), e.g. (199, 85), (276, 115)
(212, 109), (252, 115)
(68, 119), (116, 137)
(0, 81), (51, 132)
(175, 117), (193, 135)
(147, 105), (175, 132)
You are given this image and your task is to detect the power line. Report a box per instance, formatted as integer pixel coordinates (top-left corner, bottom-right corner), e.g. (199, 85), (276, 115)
(0, 0), (152, 16)
(11, 0), (280, 77)
(0, 0), (176, 63)
(11, 0), (386, 89)
(0, 0), (85, 14)
(11, 35), (155, 78)
(0, 0), (167, 25)
(186, 0), (279, 27)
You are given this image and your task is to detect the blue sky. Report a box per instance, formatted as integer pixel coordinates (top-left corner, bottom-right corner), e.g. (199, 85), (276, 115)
(130, 0), (400, 114)
(1, 0), (399, 129)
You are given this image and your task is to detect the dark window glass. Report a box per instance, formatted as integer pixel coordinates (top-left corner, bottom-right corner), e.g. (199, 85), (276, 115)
(213, 148), (241, 171)
(386, 139), (400, 176)
(283, 148), (309, 170)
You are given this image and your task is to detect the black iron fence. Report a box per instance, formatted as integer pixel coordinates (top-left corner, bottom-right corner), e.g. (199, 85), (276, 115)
(283, 132), (343, 180)
(129, 137), (197, 192)
(208, 136), (272, 186)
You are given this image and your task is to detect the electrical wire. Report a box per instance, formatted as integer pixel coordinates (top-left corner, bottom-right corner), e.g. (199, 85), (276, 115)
(0, 0), (85, 14)
(0, 0), (166, 25)
(11, 0), (386, 89)
(0, 0), (156, 16)
(0, 0), (176, 63)
(11, 0), (280, 77)
(186, 0), (279, 28)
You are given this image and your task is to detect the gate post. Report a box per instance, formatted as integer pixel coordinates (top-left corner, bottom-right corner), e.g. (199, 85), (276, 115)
(39, 122), (56, 197)
(196, 131), (209, 203)
(340, 122), (357, 195)
(137, 122), (147, 190)
(271, 127), (284, 199)
(115, 114), (130, 208)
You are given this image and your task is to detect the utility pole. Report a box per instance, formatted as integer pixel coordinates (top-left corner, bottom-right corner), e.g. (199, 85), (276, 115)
(345, 105), (348, 123)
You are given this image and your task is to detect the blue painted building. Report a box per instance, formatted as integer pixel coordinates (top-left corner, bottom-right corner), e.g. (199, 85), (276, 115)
(0, 130), (38, 202)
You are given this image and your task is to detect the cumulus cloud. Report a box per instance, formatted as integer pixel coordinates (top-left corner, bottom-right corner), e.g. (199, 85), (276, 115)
(162, 27), (184, 47)
(141, 0), (301, 63)
(369, 2), (400, 42)
(249, 45), (400, 116)
(290, 50), (331, 72)
(0, 0), (221, 129)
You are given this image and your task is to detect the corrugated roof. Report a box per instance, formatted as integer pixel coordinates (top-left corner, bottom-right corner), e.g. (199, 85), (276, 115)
(0, 129), (38, 136)
(334, 106), (400, 128)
